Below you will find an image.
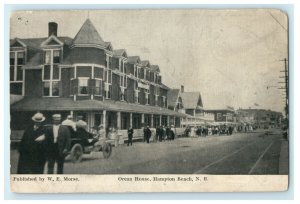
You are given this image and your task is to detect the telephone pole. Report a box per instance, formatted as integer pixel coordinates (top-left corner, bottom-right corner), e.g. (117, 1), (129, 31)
(278, 58), (288, 118)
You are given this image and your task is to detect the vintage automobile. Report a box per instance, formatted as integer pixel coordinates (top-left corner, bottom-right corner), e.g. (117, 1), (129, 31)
(68, 127), (112, 163)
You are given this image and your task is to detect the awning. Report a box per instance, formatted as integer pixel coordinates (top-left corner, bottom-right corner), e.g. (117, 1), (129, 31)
(11, 97), (187, 117)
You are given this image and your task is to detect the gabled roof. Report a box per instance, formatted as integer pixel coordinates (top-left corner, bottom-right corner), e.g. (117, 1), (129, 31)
(41, 34), (64, 47)
(10, 37), (73, 50)
(141, 60), (150, 67)
(10, 38), (27, 48)
(127, 56), (141, 64)
(180, 92), (203, 110)
(167, 89), (180, 108)
(113, 49), (127, 58)
(150, 65), (160, 72)
(160, 83), (170, 90)
(72, 19), (105, 47)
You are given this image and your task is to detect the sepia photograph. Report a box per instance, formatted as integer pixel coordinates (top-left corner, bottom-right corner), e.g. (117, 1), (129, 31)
(9, 9), (289, 192)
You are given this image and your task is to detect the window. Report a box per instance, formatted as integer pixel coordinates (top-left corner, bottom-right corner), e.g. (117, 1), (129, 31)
(53, 65), (60, 80)
(43, 65), (51, 80)
(43, 82), (50, 96)
(43, 81), (60, 97)
(105, 70), (112, 83)
(134, 66), (138, 77)
(105, 83), (112, 99)
(155, 95), (158, 106)
(120, 75), (127, 87)
(52, 81), (60, 96)
(217, 113), (222, 120)
(139, 67), (144, 79)
(42, 50), (61, 97)
(94, 67), (103, 79)
(94, 79), (102, 96)
(145, 89), (150, 105)
(10, 52), (15, 65)
(10, 51), (24, 82)
(10, 51), (24, 95)
(78, 78), (89, 95)
(44, 50), (51, 64)
(17, 52), (24, 65)
(120, 86), (126, 101)
(162, 96), (166, 108)
(134, 89), (139, 104)
(53, 50), (60, 63)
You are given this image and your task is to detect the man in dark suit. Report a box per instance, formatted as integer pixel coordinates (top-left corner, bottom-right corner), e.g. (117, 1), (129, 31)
(45, 114), (71, 174)
(127, 126), (134, 146)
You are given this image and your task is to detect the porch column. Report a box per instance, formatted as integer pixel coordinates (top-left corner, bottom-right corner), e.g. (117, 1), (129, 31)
(103, 110), (106, 130)
(141, 113), (145, 126)
(70, 110), (74, 117)
(129, 113), (133, 128)
(151, 114), (154, 127)
(167, 115), (170, 126)
(117, 111), (121, 129)
(159, 115), (162, 126)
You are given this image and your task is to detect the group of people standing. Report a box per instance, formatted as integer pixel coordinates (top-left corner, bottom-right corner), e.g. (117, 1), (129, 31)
(156, 126), (176, 142)
(126, 125), (176, 146)
(17, 113), (71, 174)
(17, 113), (92, 174)
(185, 125), (236, 137)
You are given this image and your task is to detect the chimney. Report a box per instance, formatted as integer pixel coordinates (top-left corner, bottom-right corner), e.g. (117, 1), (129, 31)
(48, 22), (58, 37)
(181, 85), (184, 93)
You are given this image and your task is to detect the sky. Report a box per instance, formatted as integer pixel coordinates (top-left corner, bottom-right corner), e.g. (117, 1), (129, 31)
(10, 9), (288, 112)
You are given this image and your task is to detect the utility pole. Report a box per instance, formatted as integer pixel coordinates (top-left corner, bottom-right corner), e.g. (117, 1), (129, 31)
(278, 58), (288, 141)
(278, 58), (288, 120)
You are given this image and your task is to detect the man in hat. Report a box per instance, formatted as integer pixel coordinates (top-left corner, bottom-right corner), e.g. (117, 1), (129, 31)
(45, 114), (71, 174)
(127, 126), (134, 146)
(76, 115), (88, 131)
(17, 112), (47, 174)
(62, 115), (76, 132)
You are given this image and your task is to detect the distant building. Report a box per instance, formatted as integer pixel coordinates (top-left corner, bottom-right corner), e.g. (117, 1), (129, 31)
(205, 106), (235, 124)
(237, 108), (283, 127)
(167, 85), (214, 126)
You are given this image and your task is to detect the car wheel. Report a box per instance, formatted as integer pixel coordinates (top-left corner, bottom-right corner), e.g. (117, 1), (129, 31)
(70, 143), (83, 163)
(102, 142), (112, 159)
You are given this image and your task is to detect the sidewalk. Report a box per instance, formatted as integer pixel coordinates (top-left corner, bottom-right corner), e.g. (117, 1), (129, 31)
(279, 139), (289, 174)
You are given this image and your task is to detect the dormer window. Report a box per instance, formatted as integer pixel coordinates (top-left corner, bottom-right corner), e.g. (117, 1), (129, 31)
(44, 50), (51, 64)
(17, 52), (24, 65)
(53, 50), (60, 63)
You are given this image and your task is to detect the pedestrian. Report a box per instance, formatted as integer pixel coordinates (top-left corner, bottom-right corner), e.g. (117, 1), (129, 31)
(17, 112), (47, 174)
(156, 126), (160, 142)
(162, 126), (166, 141)
(156, 126), (163, 142)
(62, 115), (76, 132)
(144, 125), (152, 143)
(76, 115), (88, 131)
(166, 126), (171, 141)
(127, 126), (134, 146)
(45, 114), (71, 174)
(98, 124), (106, 139)
(171, 125), (176, 140)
